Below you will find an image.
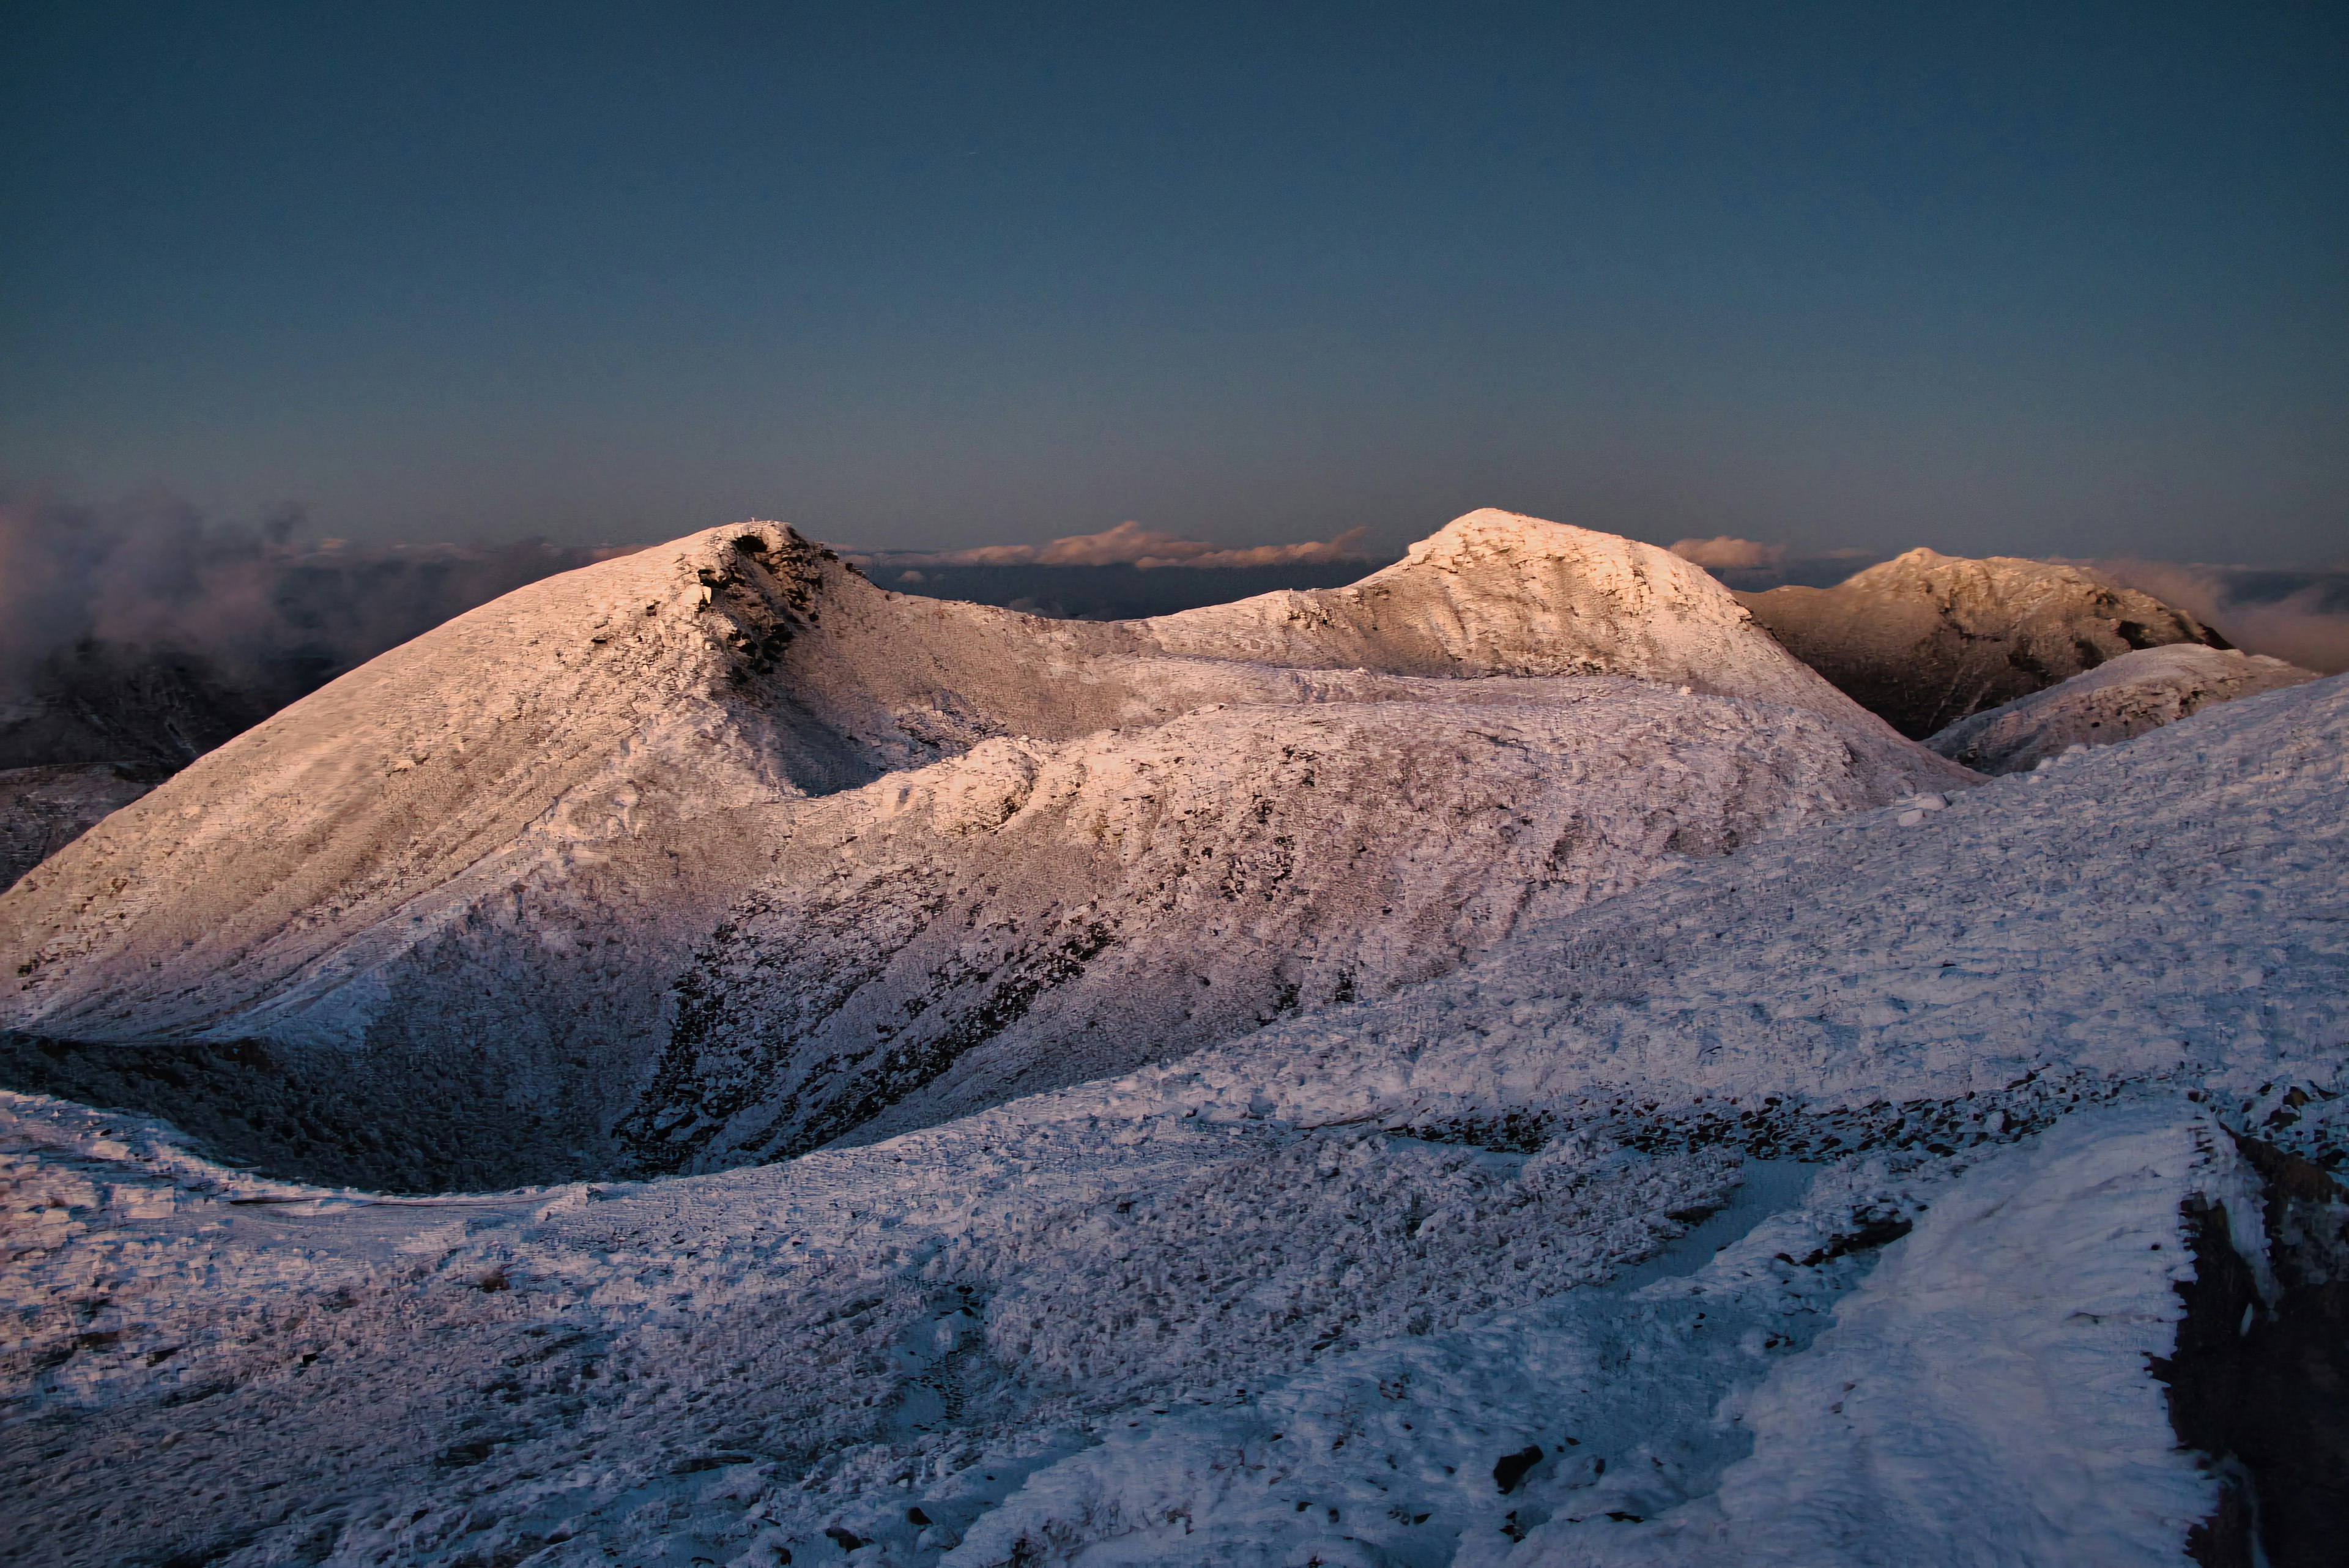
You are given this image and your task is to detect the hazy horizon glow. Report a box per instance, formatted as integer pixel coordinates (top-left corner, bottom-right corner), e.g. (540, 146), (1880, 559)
(3, 2), (2343, 564)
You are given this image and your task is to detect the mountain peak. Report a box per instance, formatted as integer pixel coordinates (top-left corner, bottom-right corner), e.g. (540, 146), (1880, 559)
(1145, 508), (1869, 717)
(1740, 548), (2228, 737)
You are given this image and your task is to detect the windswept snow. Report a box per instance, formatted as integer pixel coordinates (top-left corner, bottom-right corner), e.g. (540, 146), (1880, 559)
(3, 671), (2344, 1567)
(1925, 643), (2318, 774)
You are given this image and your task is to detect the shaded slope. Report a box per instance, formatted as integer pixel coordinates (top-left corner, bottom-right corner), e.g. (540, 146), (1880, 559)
(1739, 548), (2226, 738)
(0, 765), (164, 894)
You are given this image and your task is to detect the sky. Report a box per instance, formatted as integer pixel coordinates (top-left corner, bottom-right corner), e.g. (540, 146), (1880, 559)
(2, 1), (2343, 563)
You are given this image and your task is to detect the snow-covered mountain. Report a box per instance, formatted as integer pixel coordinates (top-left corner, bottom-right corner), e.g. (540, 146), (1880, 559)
(0, 510), (1965, 1186)
(1737, 548), (2227, 738)
(3, 669), (2342, 1568)
(1924, 642), (2318, 773)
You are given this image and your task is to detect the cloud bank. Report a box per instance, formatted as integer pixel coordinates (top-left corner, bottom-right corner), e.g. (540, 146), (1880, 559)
(1668, 535), (1787, 571)
(0, 492), (634, 767)
(2086, 559), (2349, 676)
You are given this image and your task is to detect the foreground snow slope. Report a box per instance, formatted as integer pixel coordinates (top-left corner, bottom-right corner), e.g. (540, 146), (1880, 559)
(1739, 549), (2225, 738)
(1149, 672), (2347, 1137)
(3, 673), (2342, 1567)
(0, 511), (1962, 1184)
(1532, 1110), (2235, 1568)
(1925, 643), (2318, 774)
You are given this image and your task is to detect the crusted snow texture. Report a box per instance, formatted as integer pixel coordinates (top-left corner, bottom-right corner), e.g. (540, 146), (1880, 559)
(1738, 548), (2227, 738)
(0, 1090), (1748, 1568)
(1136, 672), (2349, 1139)
(2, 672), (2344, 1567)
(1531, 1108), (2226, 1567)
(0, 510), (1963, 1182)
(0, 764), (161, 893)
(948, 1107), (2236, 1568)
(1924, 643), (2319, 774)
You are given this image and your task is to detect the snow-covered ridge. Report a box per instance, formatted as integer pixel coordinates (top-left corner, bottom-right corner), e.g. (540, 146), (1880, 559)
(1145, 510), (1859, 712)
(0, 511), (1965, 1186)
(1925, 642), (2318, 774)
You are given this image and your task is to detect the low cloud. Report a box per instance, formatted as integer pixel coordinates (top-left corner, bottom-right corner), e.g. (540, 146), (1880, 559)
(874, 521), (1378, 571)
(1667, 536), (1787, 571)
(0, 486), (634, 719)
(2087, 559), (2349, 675)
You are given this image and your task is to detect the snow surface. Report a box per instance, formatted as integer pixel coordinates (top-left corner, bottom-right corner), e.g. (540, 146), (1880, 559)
(6, 671), (2345, 1566)
(1924, 643), (2318, 774)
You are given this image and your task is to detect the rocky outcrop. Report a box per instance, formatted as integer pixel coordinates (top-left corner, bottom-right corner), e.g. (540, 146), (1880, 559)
(1738, 549), (2227, 738)
(1926, 644), (2319, 774)
(0, 511), (1967, 1185)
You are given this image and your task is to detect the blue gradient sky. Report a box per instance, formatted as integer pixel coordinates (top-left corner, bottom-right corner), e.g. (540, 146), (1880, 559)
(3, 1), (2343, 561)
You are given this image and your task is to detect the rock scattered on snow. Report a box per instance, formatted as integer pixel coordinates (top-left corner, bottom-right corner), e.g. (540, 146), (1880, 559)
(0, 764), (165, 893)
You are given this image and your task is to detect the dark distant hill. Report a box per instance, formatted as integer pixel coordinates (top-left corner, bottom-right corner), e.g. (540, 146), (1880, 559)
(859, 559), (1390, 620)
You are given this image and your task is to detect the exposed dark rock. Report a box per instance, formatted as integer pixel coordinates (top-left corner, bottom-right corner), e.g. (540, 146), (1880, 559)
(2153, 1139), (2349, 1568)
(1493, 1443), (1544, 1494)
(0, 762), (166, 891)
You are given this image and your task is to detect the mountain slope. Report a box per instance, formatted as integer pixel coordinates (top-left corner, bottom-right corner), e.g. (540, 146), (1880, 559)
(0, 511), (1965, 1185)
(4, 674), (2342, 1567)
(617, 680), (1936, 1170)
(1737, 548), (2226, 737)
(1137, 672), (2348, 1144)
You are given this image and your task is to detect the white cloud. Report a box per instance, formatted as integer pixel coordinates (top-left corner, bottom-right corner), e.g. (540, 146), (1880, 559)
(1668, 536), (1787, 570)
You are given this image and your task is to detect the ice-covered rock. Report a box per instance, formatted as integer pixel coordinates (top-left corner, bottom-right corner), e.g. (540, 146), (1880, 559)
(1739, 548), (2226, 738)
(1924, 643), (2318, 774)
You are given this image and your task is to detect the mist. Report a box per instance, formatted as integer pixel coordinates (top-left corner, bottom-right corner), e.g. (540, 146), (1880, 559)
(0, 492), (632, 768)
(2087, 560), (2349, 676)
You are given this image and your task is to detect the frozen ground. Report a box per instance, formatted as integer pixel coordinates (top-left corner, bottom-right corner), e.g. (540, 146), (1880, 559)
(4, 672), (2343, 1566)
